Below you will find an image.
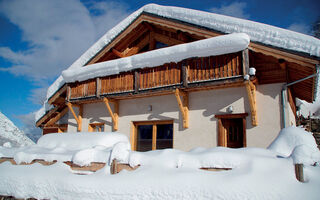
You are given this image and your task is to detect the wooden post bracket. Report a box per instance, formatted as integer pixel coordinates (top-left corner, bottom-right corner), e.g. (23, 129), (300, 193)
(66, 102), (82, 131)
(103, 97), (119, 131)
(175, 88), (189, 129)
(245, 81), (258, 126)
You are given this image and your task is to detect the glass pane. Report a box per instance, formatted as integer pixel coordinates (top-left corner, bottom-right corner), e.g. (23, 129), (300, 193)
(156, 124), (173, 149)
(137, 125), (153, 152)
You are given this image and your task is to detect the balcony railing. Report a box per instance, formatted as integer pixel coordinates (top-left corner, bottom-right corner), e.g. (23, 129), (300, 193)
(68, 51), (243, 100)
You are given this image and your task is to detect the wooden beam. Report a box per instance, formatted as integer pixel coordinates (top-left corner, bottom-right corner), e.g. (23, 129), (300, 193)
(66, 85), (71, 101)
(111, 48), (124, 58)
(245, 81), (258, 126)
(46, 107), (69, 126)
(134, 71), (140, 93)
(48, 85), (67, 105)
(102, 97), (119, 131)
(182, 64), (188, 87)
(242, 48), (249, 76)
(152, 124), (157, 150)
(66, 102), (81, 131)
(154, 32), (184, 46)
(123, 46), (139, 57)
(96, 78), (101, 98)
(249, 43), (319, 68)
(78, 105), (83, 132)
(143, 21), (154, 32)
(149, 31), (156, 50)
(36, 106), (59, 127)
(174, 88), (189, 128)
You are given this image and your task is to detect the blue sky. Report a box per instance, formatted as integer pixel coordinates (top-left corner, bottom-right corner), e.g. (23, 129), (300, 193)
(0, 0), (319, 139)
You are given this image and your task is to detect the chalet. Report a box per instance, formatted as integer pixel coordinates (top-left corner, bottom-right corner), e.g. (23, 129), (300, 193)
(35, 4), (320, 151)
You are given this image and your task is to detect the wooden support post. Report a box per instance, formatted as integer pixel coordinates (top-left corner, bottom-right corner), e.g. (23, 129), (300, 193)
(149, 31), (156, 50)
(242, 48), (249, 75)
(78, 105), (83, 132)
(182, 64), (188, 87)
(134, 71), (140, 93)
(66, 102), (82, 132)
(96, 77), (101, 98)
(245, 81), (258, 126)
(152, 124), (157, 150)
(103, 97), (119, 131)
(114, 100), (119, 131)
(66, 85), (71, 101)
(175, 88), (189, 128)
(110, 159), (118, 174)
(295, 164), (304, 182)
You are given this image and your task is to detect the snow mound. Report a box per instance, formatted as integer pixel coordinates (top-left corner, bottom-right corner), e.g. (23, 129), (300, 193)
(111, 147), (276, 169)
(296, 98), (320, 119)
(0, 111), (34, 147)
(37, 132), (129, 150)
(268, 127), (320, 165)
(0, 132), (130, 165)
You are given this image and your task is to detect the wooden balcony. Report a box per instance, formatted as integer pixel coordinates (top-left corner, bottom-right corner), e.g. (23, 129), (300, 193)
(68, 52), (244, 100)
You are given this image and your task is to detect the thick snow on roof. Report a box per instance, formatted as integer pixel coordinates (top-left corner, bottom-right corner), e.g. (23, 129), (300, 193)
(62, 33), (250, 83)
(0, 127), (320, 199)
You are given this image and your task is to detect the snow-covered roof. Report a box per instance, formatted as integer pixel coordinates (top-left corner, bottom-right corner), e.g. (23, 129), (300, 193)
(36, 3), (320, 123)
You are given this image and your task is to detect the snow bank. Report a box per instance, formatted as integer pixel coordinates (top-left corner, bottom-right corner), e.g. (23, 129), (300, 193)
(62, 33), (250, 83)
(0, 132), (130, 165)
(126, 147), (276, 169)
(268, 127), (320, 165)
(37, 132), (128, 150)
(1, 147), (320, 199)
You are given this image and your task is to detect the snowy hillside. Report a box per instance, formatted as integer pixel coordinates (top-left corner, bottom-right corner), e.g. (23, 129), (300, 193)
(0, 112), (34, 147)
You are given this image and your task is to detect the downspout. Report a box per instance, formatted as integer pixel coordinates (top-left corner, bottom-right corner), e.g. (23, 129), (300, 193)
(281, 64), (319, 128)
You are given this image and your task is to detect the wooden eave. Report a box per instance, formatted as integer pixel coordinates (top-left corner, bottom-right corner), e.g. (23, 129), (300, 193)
(36, 105), (68, 128)
(48, 84), (67, 105)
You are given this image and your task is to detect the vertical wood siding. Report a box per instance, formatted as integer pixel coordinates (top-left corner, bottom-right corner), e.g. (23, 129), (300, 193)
(69, 52), (242, 99)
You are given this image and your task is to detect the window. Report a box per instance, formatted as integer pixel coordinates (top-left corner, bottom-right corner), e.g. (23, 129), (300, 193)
(132, 120), (173, 152)
(88, 123), (105, 132)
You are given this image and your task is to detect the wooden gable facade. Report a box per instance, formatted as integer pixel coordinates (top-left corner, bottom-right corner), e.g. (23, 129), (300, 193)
(36, 11), (319, 149)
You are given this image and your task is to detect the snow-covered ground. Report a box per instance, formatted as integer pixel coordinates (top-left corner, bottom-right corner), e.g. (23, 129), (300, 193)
(0, 111), (34, 147)
(0, 127), (319, 199)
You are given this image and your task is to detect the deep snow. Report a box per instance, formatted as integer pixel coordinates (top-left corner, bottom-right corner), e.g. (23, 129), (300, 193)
(0, 127), (319, 199)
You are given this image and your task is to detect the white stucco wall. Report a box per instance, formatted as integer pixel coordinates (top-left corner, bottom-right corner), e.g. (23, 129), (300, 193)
(67, 83), (294, 150)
